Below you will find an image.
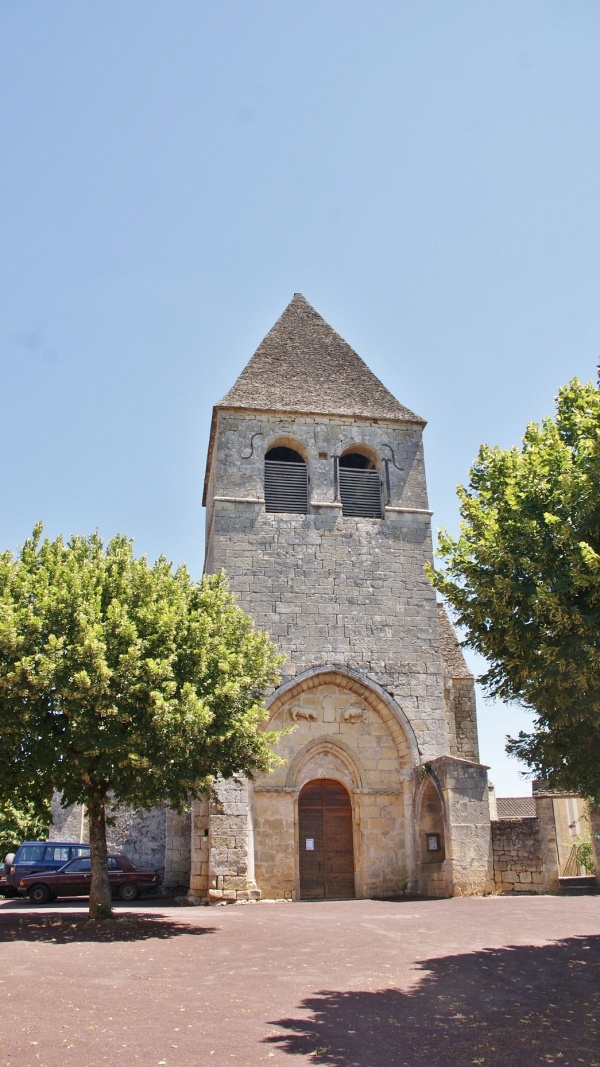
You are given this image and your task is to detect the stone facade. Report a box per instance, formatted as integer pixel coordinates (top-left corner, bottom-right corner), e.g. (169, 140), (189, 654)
(204, 408), (448, 757)
(190, 295), (492, 901)
(490, 790), (597, 894)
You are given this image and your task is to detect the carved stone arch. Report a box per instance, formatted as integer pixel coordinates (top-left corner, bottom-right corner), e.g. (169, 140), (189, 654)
(264, 434), (309, 463)
(414, 768), (450, 896)
(339, 442), (380, 469)
(414, 767), (448, 831)
(267, 665), (420, 768)
(285, 736), (366, 792)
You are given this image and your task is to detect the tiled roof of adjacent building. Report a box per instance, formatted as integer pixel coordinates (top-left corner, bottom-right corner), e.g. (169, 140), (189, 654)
(496, 797), (536, 819)
(437, 603), (473, 679)
(217, 294), (424, 423)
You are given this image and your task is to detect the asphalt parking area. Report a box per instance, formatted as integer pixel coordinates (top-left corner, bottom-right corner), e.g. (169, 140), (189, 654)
(0, 894), (598, 1067)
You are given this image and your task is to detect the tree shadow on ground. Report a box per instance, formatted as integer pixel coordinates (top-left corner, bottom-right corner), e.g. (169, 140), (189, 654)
(0, 913), (216, 943)
(265, 936), (600, 1067)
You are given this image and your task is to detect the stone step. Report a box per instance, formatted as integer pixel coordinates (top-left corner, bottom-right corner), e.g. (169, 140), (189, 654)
(558, 875), (599, 895)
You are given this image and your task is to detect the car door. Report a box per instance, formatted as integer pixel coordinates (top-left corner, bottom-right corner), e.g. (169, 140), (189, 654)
(107, 856), (128, 892)
(14, 844), (46, 883)
(56, 857), (92, 896)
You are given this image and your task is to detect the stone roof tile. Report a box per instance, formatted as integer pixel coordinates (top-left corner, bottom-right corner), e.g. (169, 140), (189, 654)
(496, 797), (537, 819)
(217, 294), (424, 423)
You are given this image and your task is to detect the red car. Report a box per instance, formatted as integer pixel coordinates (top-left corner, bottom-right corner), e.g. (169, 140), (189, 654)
(18, 853), (162, 904)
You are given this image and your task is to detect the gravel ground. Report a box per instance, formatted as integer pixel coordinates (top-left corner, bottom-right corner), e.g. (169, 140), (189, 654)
(0, 894), (598, 1067)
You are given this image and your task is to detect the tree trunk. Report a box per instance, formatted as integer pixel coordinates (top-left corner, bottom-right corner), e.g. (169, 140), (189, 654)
(87, 796), (112, 920)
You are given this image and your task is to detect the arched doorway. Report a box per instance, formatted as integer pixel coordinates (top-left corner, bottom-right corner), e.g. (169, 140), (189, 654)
(298, 778), (355, 899)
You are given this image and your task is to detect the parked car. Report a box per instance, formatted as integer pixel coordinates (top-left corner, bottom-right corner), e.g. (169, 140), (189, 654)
(0, 861), (16, 898)
(18, 853), (162, 903)
(4, 841), (90, 893)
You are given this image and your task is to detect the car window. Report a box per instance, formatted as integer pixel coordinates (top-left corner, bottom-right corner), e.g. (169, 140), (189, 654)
(70, 846), (91, 859)
(18, 846), (46, 863)
(67, 858), (92, 872)
(107, 858), (123, 871)
(44, 846), (69, 863)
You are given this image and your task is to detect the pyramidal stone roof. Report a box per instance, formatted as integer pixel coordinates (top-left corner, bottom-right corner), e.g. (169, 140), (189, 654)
(217, 294), (424, 423)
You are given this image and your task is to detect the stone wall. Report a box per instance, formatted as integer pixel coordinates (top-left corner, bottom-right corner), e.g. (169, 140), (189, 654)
(164, 809), (192, 889)
(107, 803), (167, 871)
(491, 817), (545, 893)
(50, 794), (191, 884)
(491, 793), (600, 894)
(50, 793), (87, 842)
(446, 679), (479, 762)
(204, 409), (450, 762)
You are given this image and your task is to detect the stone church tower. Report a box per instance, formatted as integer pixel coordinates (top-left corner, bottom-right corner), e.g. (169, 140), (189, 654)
(189, 294), (492, 901)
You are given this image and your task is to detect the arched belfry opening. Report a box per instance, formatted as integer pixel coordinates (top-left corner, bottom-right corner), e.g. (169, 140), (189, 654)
(338, 449), (382, 518)
(298, 779), (355, 900)
(265, 445), (309, 514)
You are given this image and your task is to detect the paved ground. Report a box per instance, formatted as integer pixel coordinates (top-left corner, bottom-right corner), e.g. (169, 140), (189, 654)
(0, 894), (598, 1067)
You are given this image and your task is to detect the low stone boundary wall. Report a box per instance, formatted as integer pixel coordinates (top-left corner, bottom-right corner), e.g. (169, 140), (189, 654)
(491, 817), (545, 893)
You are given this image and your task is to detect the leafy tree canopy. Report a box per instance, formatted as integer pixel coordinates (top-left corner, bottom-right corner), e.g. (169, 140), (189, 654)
(430, 377), (600, 800)
(0, 799), (51, 862)
(0, 526), (283, 915)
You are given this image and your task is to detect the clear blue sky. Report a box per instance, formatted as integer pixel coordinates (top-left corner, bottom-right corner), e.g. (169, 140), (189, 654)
(2, 2), (599, 793)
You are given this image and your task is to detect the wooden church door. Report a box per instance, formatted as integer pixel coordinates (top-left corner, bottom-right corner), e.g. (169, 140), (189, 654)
(298, 779), (355, 899)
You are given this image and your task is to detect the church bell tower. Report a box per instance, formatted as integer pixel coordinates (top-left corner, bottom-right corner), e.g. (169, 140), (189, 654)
(189, 295), (492, 902)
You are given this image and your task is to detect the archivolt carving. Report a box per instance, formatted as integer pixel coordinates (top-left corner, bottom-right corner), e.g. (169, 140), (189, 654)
(343, 705), (368, 724)
(285, 736), (365, 792)
(267, 665), (419, 767)
(289, 705), (318, 722)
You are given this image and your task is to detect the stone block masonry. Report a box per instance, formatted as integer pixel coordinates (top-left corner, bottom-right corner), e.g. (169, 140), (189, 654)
(195, 294), (490, 902)
(492, 818), (546, 893)
(205, 409), (450, 763)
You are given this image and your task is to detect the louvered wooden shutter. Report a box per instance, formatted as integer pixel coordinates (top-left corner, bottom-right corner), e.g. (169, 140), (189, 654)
(264, 459), (309, 513)
(339, 468), (382, 518)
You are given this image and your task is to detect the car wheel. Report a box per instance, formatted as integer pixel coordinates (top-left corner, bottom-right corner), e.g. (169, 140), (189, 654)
(28, 883), (51, 905)
(118, 882), (139, 902)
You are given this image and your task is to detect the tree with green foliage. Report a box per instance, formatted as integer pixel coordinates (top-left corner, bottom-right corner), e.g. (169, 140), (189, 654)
(430, 376), (600, 800)
(0, 799), (51, 862)
(0, 526), (282, 918)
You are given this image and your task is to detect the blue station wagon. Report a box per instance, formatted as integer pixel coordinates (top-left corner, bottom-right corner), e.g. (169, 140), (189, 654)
(4, 841), (90, 893)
